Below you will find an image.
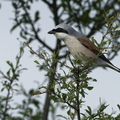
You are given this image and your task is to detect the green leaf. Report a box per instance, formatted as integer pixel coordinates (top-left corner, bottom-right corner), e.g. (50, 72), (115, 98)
(114, 25), (119, 30)
(56, 115), (67, 119)
(6, 61), (14, 68)
(107, 39), (112, 45)
(85, 106), (92, 115)
(11, 24), (19, 32)
(67, 109), (71, 115)
(12, 3), (17, 9)
(7, 69), (10, 76)
(87, 86), (93, 90)
(91, 37), (99, 46)
(34, 60), (40, 64)
(1, 87), (5, 92)
(34, 11), (40, 23)
(20, 31), (27, 39)
(92, 78), (97, 82)
(117, 104), (120, 110)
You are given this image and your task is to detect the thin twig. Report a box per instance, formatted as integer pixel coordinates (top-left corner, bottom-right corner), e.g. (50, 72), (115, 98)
(76, 69), (81, 120)
(24, 42), (45, 59)
(101, 44), (120, 50)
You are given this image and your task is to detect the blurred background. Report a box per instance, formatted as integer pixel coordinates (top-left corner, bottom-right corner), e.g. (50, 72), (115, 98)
(0, 0), (120, 120)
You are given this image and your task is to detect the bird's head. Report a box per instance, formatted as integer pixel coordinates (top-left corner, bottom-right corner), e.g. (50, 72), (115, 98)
(48, 23), (78, 41)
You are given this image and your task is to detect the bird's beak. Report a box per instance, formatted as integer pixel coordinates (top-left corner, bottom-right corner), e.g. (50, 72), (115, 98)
(48, 29), (56, 34)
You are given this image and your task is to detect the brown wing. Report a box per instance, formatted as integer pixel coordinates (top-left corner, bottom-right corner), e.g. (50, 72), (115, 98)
(77, 36), (112, 64)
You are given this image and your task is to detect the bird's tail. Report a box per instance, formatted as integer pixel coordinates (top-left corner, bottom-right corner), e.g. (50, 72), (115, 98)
(107, 63), (120, 73)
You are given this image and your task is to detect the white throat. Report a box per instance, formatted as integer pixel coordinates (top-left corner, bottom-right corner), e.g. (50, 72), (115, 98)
(54, 33), (69, 41)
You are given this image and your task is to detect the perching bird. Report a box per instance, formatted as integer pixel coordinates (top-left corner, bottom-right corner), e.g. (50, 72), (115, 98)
(48, 23), (120, 73)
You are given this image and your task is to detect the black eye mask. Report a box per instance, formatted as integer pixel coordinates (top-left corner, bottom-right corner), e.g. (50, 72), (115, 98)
(52, 28), (68, 34)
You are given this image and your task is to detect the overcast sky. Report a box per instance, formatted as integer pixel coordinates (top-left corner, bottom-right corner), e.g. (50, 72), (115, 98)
(0, 1), (120, 119)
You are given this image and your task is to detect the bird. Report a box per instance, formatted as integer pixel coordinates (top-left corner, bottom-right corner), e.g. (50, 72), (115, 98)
(48, 23), (120, 73)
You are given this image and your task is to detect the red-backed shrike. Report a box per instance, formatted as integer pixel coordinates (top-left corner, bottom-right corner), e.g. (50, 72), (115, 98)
(48, 23), (120, 73)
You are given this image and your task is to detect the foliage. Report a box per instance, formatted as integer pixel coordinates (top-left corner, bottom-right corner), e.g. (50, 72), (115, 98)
(0, 0), (120, 120)
(0, 46), (42, 120)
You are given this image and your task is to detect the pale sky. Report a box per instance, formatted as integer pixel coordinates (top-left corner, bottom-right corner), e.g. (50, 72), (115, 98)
(0, 1), (120, 119)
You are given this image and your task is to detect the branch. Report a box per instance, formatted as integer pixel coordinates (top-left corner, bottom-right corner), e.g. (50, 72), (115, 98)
(42, 0), (51, 6)
(2, 83), (11, 120)
(76, 70), (81, 120)
(24, 42), (45, 59)
(109, 47), (120, 60)
(21, 3), (54, 52)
